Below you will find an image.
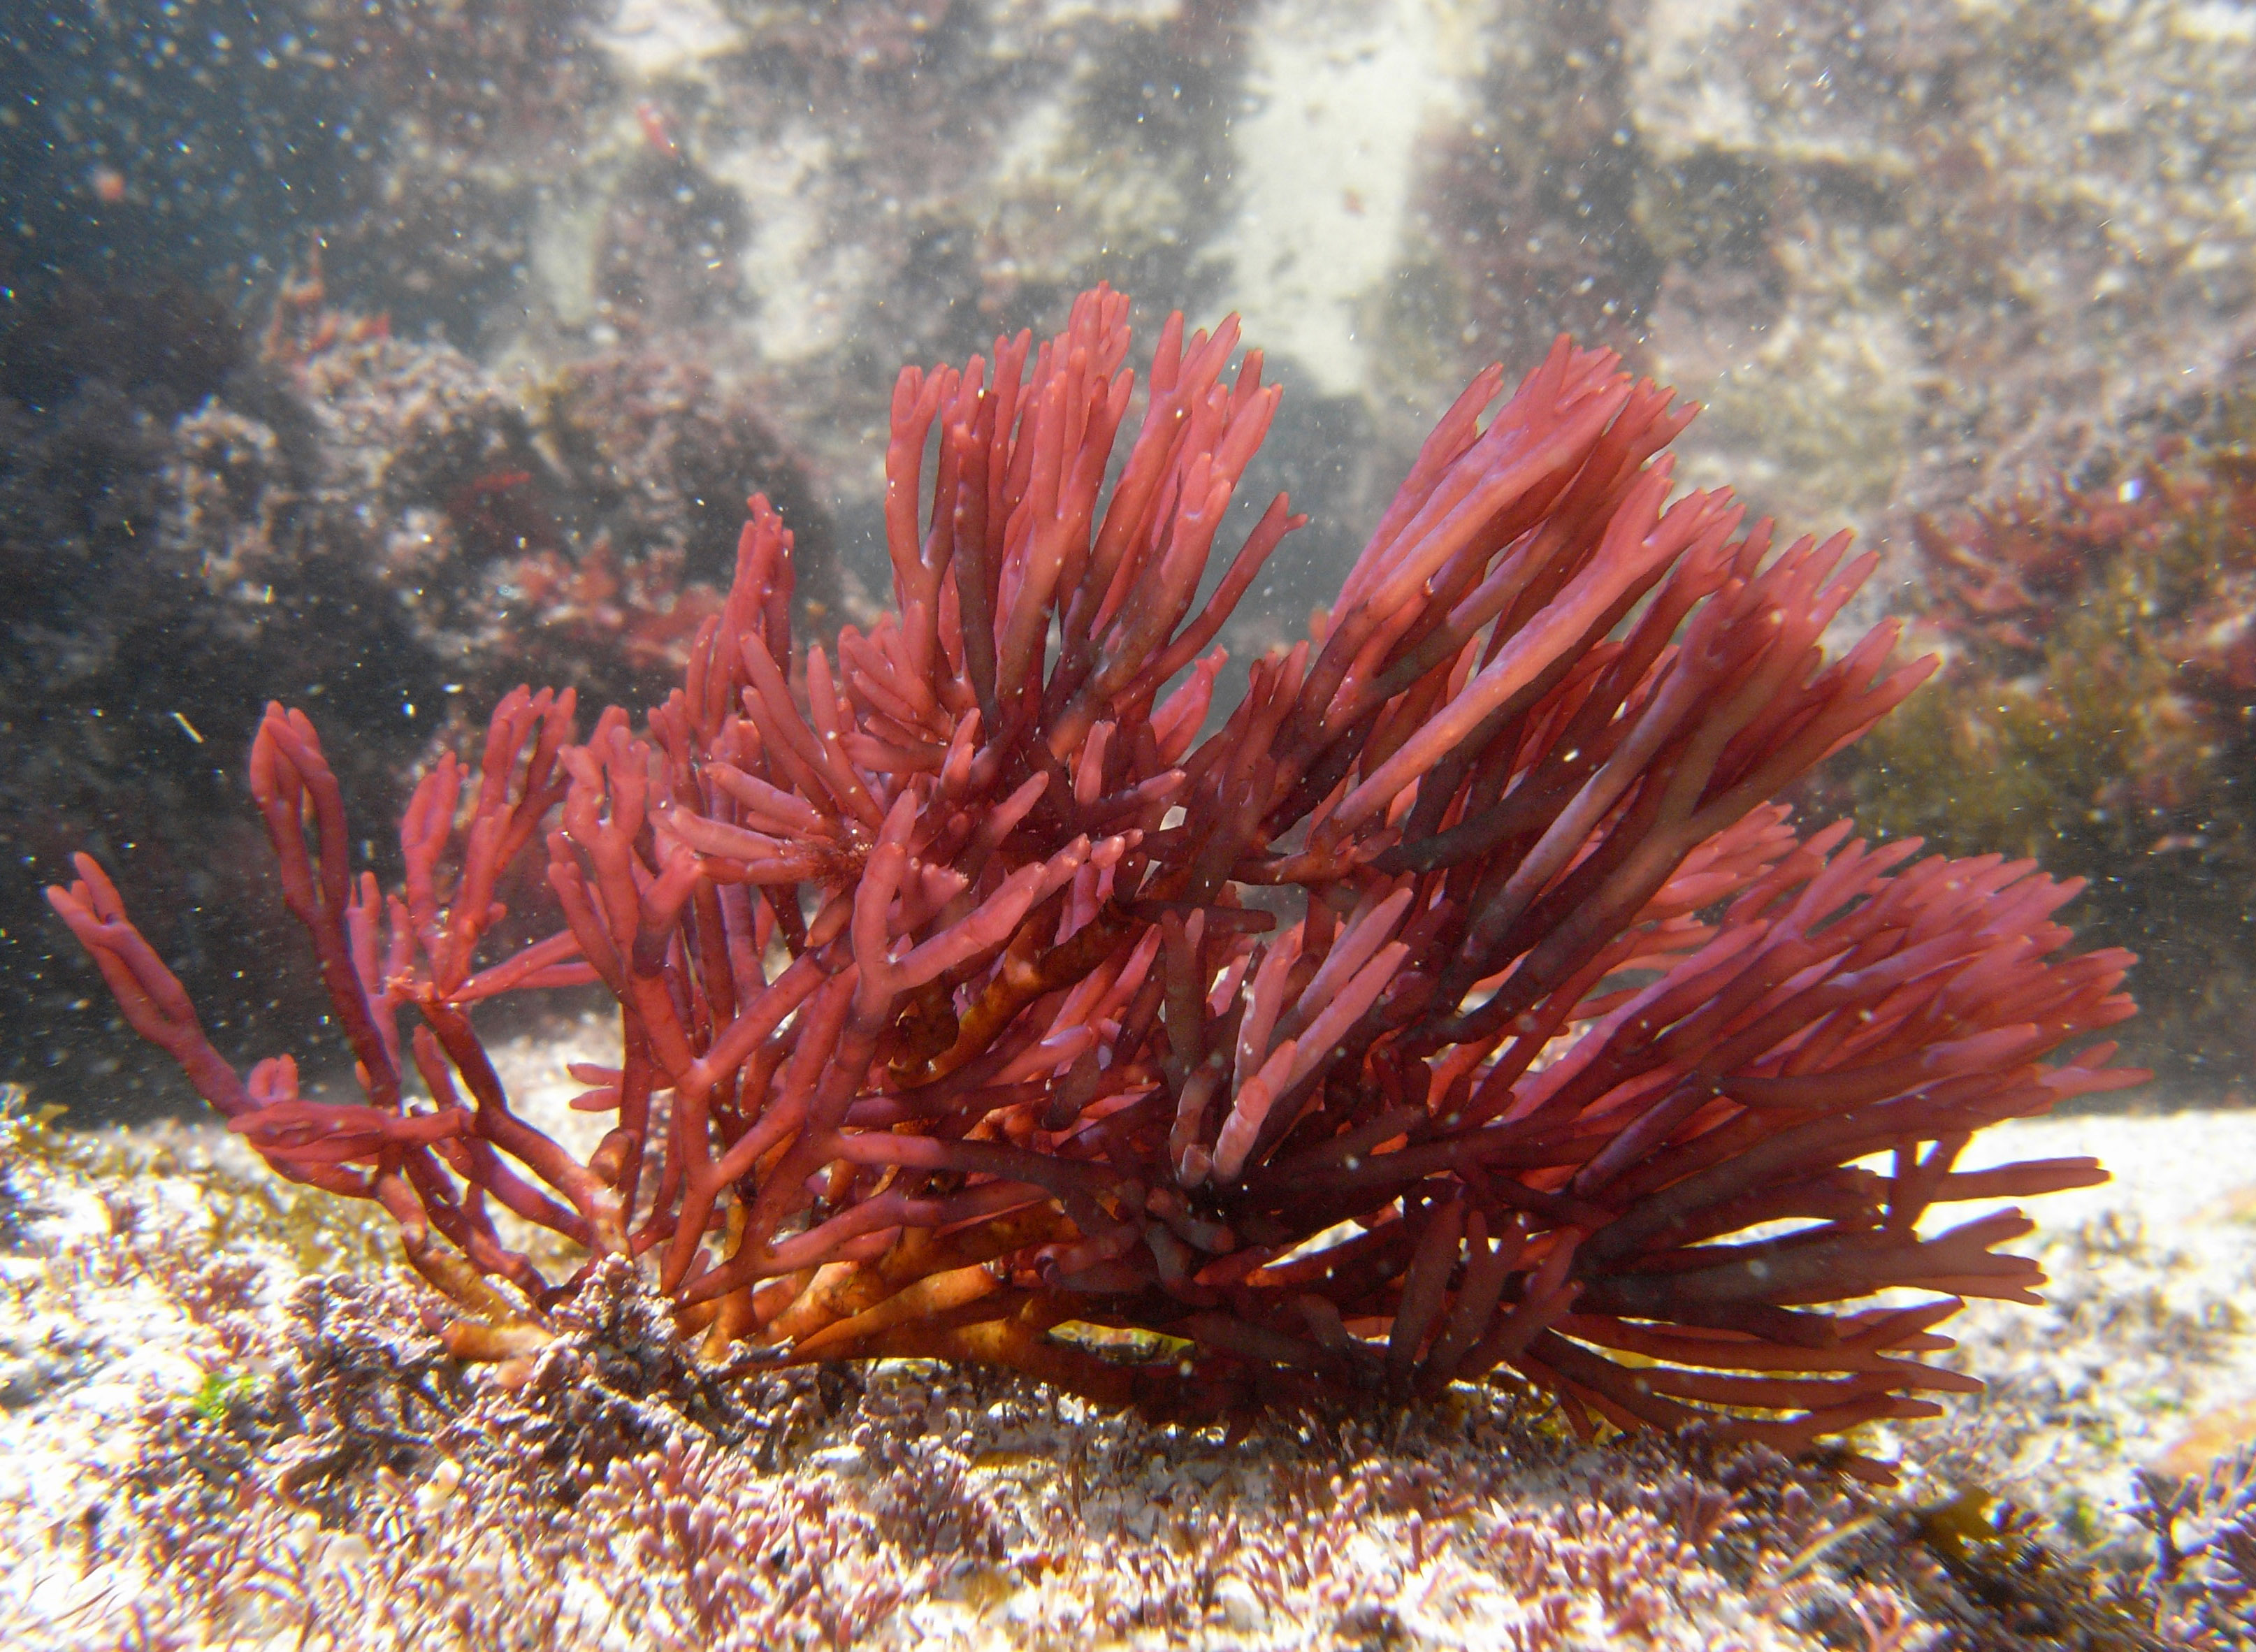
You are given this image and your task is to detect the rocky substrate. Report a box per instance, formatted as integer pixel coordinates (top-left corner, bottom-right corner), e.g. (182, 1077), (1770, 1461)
(1, 1056), (2250, 1650)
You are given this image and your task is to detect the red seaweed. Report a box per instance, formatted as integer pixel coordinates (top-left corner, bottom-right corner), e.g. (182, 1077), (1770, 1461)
(49, 286), (2141, 1477)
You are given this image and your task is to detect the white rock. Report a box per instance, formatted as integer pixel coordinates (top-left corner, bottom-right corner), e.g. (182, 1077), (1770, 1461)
(1214, 1574), (1266, 1631)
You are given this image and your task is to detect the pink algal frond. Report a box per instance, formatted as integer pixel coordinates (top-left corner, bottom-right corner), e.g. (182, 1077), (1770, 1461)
(50, 285), (2141, 1479)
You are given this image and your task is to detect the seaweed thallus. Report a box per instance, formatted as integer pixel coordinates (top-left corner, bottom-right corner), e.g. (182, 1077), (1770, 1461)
(41, 286), (2143, 1492)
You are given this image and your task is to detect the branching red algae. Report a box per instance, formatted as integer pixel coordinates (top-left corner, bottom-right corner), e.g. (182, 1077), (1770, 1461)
(48, 286), (2142, 1479)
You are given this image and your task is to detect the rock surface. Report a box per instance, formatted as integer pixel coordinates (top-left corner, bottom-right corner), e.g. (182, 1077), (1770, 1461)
(1, 1066), (2249, 1649)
